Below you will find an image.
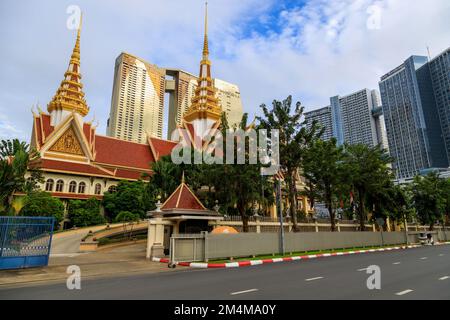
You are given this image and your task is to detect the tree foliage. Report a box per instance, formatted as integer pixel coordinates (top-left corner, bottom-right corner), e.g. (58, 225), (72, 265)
(0, 139), (42, 214)
(67, 198), (105, 227)
(257, 96), (323, 231)
(19, 191), (64, 224)
(302, 138), (344, 231)
(103, 181), (154, 221)
(411, 172), (446, 230)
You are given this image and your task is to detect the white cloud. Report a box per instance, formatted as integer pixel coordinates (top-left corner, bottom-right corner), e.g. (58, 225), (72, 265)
(0, 0), (449, 142)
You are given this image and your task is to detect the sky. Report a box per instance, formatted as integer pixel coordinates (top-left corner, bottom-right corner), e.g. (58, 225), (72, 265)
(0, 0), (449, 142)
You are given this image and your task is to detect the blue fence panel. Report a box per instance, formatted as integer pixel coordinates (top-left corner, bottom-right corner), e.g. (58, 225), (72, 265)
(0, 216), (55, 270)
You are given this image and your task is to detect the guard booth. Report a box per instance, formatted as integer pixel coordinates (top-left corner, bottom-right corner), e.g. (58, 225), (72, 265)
(0, 216), (55, 270)
(146, 178), (223, 259)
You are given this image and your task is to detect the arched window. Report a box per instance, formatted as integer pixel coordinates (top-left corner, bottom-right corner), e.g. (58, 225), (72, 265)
(95, 184), (102, 195)
(56, 180), (64, 192)
(108, 185), (117, 193)
(69, 181), (77, 193)
(78, 182), (86, 194)
(45, 179), (54, 192)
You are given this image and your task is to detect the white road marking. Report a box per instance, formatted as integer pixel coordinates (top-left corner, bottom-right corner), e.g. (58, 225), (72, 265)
(420, 257), (428, 260)
(357, 268), (368, 272)
(439, 254), (445, 257)
(305, 277), (324, 282)
(396, 289), (413, 296)
(439, 276), (449, 281)
(393, 262), (401, 265)
(230, 289), (259, 296)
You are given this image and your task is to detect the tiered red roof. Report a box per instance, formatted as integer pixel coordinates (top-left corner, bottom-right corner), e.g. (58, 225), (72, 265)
(161, 182), (207, 211)
(32, 113), (177, 181)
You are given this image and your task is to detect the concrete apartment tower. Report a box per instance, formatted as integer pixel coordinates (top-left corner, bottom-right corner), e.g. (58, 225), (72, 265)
(107, 52), (165, 143)
(304, 89), (388, 149)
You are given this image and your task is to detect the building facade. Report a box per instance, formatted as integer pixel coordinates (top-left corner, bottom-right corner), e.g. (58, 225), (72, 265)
(108, 57), (244, 142)
(29, 18), (177, 210)
(379, 55), (449, 180)
(304, 89), (388, 149)
(107, 52), (166, 143)
(428, 48), (450, 162)
(304, 106), (333, 141)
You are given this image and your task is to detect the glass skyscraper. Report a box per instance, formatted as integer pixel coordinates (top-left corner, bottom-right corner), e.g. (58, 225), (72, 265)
(379, 55), (449, 180)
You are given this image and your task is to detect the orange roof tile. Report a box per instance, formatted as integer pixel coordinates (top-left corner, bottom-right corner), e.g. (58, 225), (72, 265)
(94, 135), (155, 169)
(161, 183), (207, 211)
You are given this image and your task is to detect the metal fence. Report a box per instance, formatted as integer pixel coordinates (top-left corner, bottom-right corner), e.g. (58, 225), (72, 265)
(0, 216), (55, 270)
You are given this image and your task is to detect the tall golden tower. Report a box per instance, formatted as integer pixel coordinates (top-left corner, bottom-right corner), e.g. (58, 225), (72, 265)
(183, 2), (222, 123)
(48, 15), (89, 124)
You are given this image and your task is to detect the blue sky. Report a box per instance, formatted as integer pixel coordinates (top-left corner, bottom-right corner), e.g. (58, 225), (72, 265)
(0, 0), (449, 142)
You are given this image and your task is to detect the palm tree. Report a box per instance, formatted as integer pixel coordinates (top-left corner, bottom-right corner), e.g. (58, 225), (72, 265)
(258, 96), (322, 231)
(0, 139), (42, 214)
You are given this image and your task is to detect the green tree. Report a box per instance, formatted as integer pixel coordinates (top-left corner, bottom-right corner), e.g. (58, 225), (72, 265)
(411, 172), (445, 230)
(189, 113), (274, 231)
(442, 179), (450, 227)
(302, 139), (344, 231)
(342, 144), (393, 231)
(67, 198), (105, 227)
(258, 96), (323, 231)
(19, 191), (64, 224)
(0, 139), (42, 214)
(103, 181), (152, 221)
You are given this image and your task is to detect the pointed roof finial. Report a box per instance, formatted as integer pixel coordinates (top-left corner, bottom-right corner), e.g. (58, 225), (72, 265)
(181, 171), (186, 184)
(202, 2), (209, 58)
(48, 11), (89, 117)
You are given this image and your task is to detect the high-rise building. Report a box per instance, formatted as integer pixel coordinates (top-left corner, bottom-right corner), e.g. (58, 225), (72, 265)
(305, 89), (388, 149)
(214, 78), (244, 128)
(428, 47), (450, 162)
(379, 55), (448, 180)
(304, 106), (333, 141)
(165, 71), (244, 139)
(108, 55), (244, 142)
(165, 69), (198, 138)
(107, 52), (166, 143)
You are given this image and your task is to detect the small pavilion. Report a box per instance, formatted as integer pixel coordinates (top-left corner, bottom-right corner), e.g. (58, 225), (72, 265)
(146, 175), (223, 259)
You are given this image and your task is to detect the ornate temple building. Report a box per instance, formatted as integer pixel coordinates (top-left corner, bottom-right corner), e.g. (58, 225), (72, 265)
(28, 6), (222, 204)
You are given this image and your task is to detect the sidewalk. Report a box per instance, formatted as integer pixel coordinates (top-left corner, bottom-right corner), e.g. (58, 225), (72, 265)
(0, 243), (174, 287)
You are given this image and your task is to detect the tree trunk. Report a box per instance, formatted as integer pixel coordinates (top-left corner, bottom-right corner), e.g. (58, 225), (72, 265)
(308, 181), (315, 211)
(358, 189), (366, 231)
(238, 203), (249, 232)
(326, 188), (336, 232)
(289, 173), (299, 232)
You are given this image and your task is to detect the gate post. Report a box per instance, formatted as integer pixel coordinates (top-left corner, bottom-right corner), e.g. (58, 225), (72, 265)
(0, 218), (10, 258)
(202, 231), (208, 262)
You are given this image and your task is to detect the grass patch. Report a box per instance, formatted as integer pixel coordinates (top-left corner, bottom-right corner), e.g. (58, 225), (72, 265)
(207, 244), (406, 263)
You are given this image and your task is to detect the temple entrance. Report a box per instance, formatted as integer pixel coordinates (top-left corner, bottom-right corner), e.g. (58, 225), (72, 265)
(178, 220), (210, 234)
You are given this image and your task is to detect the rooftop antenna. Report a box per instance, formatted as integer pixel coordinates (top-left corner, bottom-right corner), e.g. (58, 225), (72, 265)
(427, 46), (432, 60)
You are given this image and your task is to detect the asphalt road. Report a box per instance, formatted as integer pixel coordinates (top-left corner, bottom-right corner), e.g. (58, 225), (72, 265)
(1, 245), (449, 300)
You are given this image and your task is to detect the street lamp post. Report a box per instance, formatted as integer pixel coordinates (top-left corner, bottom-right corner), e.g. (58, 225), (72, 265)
(275, 179), (285, 256)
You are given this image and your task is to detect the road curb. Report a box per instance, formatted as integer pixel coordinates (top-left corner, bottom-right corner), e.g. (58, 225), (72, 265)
(152, 243), (448, 269)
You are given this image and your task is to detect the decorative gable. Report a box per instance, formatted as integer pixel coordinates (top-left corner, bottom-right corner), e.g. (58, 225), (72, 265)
(49, 126), (84, 156)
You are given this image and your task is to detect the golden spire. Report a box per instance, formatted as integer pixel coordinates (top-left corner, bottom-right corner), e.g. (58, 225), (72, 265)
(48, 13), (89, 117)
(202, 2), (209, 59)
(183, 2), (222, 123)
